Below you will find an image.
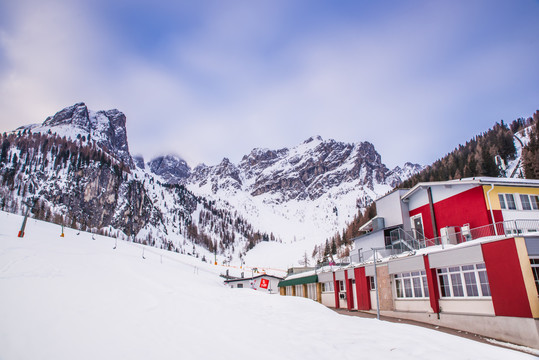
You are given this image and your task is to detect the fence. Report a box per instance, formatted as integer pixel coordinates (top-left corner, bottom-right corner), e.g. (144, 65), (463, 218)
(349, 219), (539, 264)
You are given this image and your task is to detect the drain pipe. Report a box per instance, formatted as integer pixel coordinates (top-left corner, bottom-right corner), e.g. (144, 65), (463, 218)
(486, 184), (498, 236)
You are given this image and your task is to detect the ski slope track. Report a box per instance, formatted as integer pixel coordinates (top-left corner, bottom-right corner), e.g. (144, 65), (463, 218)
(0, 211), (535, 360)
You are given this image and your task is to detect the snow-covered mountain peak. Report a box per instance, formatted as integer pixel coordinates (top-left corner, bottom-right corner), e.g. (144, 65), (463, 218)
(147, 154), (190, 184)
(19, 103), (133, 168)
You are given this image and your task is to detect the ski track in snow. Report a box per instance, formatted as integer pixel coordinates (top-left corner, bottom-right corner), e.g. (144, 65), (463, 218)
(0, 211), (534, 360)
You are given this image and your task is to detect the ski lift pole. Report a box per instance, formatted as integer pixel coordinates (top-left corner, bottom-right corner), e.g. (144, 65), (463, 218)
(18, 199), (34, 238)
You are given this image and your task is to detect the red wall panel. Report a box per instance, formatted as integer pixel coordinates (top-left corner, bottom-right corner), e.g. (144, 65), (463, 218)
(423, 255), (440, 313)
(344, 270), (354, 310)
(333, 272), (339, 309)
(481, 239), (532, 318)
(409, 186), (492, 239)
(354, 267), (371, 310)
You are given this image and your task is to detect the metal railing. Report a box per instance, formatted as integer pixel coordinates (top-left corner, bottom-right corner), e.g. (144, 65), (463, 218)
(349, 219), (539, 264)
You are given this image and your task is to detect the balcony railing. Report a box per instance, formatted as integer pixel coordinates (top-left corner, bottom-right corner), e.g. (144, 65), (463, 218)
(349, 219), (539, 264)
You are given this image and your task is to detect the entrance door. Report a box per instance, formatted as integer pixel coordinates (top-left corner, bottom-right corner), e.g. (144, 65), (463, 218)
(412, 216), (425, 240)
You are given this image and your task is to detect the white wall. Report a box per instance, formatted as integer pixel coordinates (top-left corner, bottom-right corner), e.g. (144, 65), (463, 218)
(376, 190), (408, 228)
(229, 276), (281, 294)
(370, 290), (377, 310)
(439, 299), (495, 315)
(321, 292), (335, 307)
(394, 300), (431, 312)
(353, 231), (386, 253)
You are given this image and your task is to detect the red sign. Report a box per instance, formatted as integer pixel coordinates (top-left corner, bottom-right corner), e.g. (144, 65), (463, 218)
(259, 278), (269, 289)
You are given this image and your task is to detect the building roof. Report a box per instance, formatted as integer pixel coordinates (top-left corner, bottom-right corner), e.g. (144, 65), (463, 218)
(401, 177), (539, 200)
(223, 274), (283, 284)
(278, 274), (318, 287)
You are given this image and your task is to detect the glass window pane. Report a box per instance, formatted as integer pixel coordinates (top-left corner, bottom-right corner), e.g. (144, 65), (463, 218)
(438, 274), (449, 297)
(449, 267), (460, 273)
(506, 194), (516, 209)
(520, 194), (532, 210)
(478, 271), (491, 297)
(498, 194), (506, 209)
(412, 277), (423, 297)
(461, 265), (473, 271)
(395, 279), (403, 298)
(531, 195), (539, 210)
(422, 276), (430, 298)
(450, 273), (464, 297)
(463, 272), (479, 296)
(404, 278), (413, 297)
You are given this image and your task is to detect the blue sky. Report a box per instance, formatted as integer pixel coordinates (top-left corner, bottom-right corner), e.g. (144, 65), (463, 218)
(1, 0), (538, 169)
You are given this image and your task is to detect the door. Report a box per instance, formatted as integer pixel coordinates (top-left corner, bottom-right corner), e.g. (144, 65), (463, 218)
(412, 215), (425, 240)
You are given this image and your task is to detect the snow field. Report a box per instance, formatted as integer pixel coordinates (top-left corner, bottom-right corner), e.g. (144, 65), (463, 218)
(0, 211), (534, 360)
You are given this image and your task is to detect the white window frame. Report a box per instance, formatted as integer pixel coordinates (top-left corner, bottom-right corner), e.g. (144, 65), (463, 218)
(530, 257), (539, 295)
(499, 193), (517, 210)
(437, 263), (491, 299)
(519, 194), (539, 211)
(394, 271), (429, 299)
(369, 276), (376, 290)
(322, 281), (334, 293)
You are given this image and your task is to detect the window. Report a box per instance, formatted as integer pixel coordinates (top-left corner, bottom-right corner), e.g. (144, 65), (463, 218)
(437, 264), (490, 298)
(394, 271), (429, 299)
(505, 194), (516, 209)
(237, 283), (243, 288)
(285, 286), (293, 295)
(369, 276), (376, 290)
(531, 258), (539, 295)
(532, 195), (539, 210)
(336, 280), (345, 292)
(307, 283), (317, 300)
(519, 194), (539, 211)
(322, 282), (334, 292)
(498, 194), (506, 209)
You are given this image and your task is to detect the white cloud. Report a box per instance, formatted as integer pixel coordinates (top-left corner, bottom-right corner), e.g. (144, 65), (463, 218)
(0, 0), (537, 170)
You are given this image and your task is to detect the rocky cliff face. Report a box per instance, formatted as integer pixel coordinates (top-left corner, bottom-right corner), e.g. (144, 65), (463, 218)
(186, 135), (419, 203)
(147, 155), (190, 184)
(21, 102), (134, 168)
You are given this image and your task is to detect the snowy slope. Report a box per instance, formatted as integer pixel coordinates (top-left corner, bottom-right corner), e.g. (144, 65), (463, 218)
(0, 211), (535, 360)
(506, 128), (531, 178)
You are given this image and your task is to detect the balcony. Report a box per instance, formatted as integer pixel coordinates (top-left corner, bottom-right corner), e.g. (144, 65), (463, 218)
(349, 219), (539, 264)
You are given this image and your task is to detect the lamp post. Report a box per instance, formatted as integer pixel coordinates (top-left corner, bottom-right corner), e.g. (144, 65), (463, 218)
(372, 248), (380, 321)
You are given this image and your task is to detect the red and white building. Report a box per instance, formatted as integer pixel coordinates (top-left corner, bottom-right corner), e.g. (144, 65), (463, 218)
(281, 177), (539, 349)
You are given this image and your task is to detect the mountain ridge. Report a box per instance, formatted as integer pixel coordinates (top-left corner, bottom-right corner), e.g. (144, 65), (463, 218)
(2, 102), (422, 266)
